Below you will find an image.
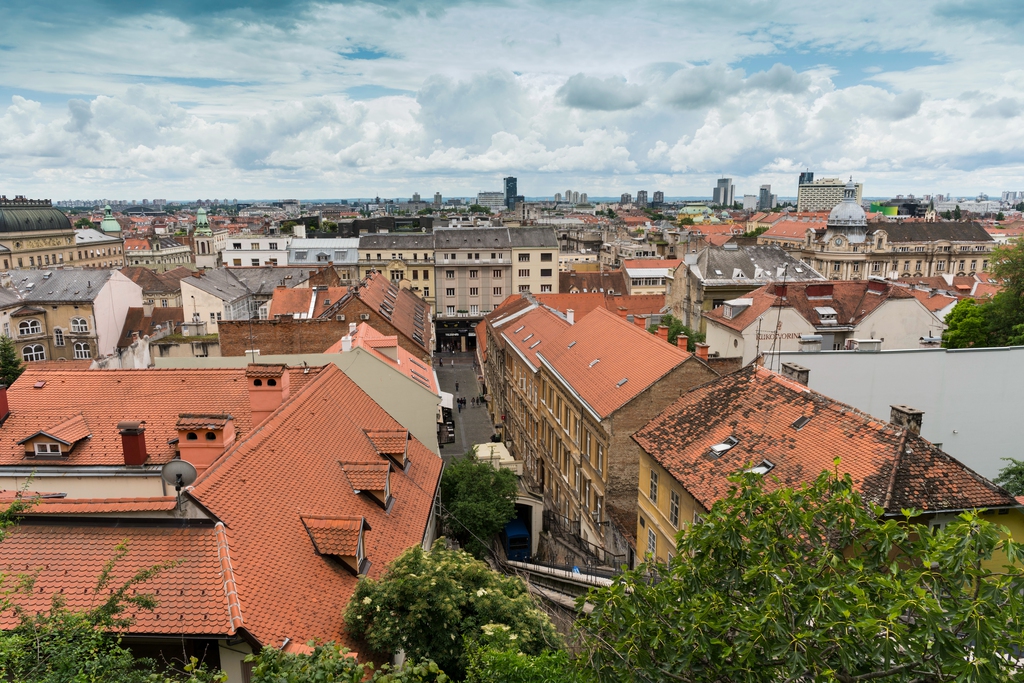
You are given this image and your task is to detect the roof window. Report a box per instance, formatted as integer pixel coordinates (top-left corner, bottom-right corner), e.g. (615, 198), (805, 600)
(708, 435), (739, 458)
(567, 341), (577, 348)
(514, 325), (525, 334)
(522, 333), (533, 342)
(589, 359), (600, 367)
(529, 341), (541, 349)
(791, 416), (811, 430)
(616, 377), (628, 387)
(748, 460), (775, 475)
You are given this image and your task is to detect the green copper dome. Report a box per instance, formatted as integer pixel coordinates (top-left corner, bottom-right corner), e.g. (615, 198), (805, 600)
(100, 205), (122, 234)
(194, 207), (212, 236)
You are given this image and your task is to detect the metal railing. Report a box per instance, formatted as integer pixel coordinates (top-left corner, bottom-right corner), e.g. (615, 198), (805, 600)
(543, 510), (626, 569)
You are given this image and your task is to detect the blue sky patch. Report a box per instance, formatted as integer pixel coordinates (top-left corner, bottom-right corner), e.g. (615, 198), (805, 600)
(339, 47), (394, 60)
(735, 48), (949, 89)
(345, 84), (415, 100)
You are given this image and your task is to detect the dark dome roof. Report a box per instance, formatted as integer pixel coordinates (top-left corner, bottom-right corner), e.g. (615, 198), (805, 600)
(0, 201), (73, 234)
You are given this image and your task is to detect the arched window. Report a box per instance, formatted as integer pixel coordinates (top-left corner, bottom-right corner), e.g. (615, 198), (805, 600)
(54, 328), (65, 347)
(186, 432), (198, 441)
(253, 379), (263, 387)
(73, 342), (91, 359)
(22, 344), (44, 362)
(70, 317), (89, 333)
(205, 431), (217, 441)
(18, 320), (41, 336)
(267, 379), (277, 387)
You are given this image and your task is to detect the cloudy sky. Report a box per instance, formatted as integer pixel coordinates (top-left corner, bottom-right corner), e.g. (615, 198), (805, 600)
(1, 0), (1021, 200)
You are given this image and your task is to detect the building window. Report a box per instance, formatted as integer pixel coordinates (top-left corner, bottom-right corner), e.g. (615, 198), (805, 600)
(832, 263), (840, 272)
(970, 260), (977, 271)
(540, 269), (552, 277)
(412, 270), (418, 280)
(423, 270), (429, 281)
(470, 304), (479, 315)
(647, 528), (657, 560)
(233, 259), (242, 266)
(423, 287), (429, 297)
(446, 270), (455, 279)
(73, 342), (91, 359)
(852, 263), (860, 272)
(469, 269), (478, 278)
(18, 320), (41, 336)
(649, 470), (659, 504)
(541, 253), (553, 262)
(915, 260), (923, 271)
(519, 254), (530, 262)
(670, 490), (680, 527)
(161, 299), (169, 307)
(34, 442), (62, 456)
(22, 344), (45, 361)
(594, 495), (603, 523)
(446, 288), (455, 297)
(936, 261), (946, 271)
(446, 306), (455, 316)
(54, 329), (64, 347)
(493, 287), (503, 296)
(518, 269), (530, 277)
(469, 287), (479, 296)
(233, 243), (242, 250)
(540, 284), (552, 292)
(251, 259), (260, 267)
(871, 262), (881, 272)
(596, 444), (604, 474)
(492, 269), (502, 278)
(518, 285), (530, 293)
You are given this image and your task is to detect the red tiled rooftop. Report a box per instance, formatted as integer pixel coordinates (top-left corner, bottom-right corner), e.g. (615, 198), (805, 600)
(300, 516), (365, 556)
(497, 305), (571, 369)
(340, 461), (390, 492)
(269, 286), (348, 318)
(634, 365), (1016, 514)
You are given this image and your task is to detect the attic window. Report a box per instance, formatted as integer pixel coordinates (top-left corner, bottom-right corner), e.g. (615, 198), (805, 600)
(514, 325), (525, 334)
(616, 377), (628, 387)
(567, 341), (577, 348)
(708, 436), (739, 458)
(33, 442), (62, 457)
(791, 416), (811, 430)
(714, 269), (723, 276)
(589, 359), (600, 367)
(748, 460), (775, 475)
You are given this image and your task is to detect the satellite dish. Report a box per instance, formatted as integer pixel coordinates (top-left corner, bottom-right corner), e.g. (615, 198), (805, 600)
(161, 459), (197, 493)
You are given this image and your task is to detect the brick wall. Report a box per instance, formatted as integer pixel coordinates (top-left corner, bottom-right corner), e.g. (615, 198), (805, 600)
(219, 296), (430, 361)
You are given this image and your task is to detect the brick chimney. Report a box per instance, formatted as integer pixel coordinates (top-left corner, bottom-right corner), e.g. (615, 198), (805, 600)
(246, 364), (290, 425)
(634, 315), (646, 328)
(890, 405), (923, 435)
(617, 307), (628, 319)
(780, 362), (809, 386)
(566, 309), (574, 325)
(677, 334), (688, 351)
(0, 384), (9, 425)
(117, 421), (148, 465)
(657, 325), (669, 341)
(176, 414), (236, 475)
(695, 342), (709, 360)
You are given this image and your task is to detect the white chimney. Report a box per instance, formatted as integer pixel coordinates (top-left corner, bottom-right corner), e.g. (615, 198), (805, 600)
(349, 322), (357, 336)
(566, 308), (575, 325)
(341, 335), (353, 352)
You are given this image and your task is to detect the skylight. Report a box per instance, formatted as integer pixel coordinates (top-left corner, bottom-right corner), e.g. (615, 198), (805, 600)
(529, 341), (541, 349)
(568, 341), (577, 348)
(589, 359), (600, 367)
(522, 333), (533, 342)
(708, 435), (739, 458)
(616, 378), (628, 387)
(791, 416), (811, 430)
(748, 460), (775, 475)
(514, 325), (525, 334)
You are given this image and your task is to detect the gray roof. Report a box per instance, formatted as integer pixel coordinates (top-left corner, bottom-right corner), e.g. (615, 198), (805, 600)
(434, 228), (512, 250)
(694, 245), (825, 285)
(75, 228), (120, 244)
(288, 238), (360, 265)
(508, 227), (558, 248)
(182, 269), (250, 303)
(3, 269), (115, 303)
(359, 233), (435, 250)
(0, 202), (73, 234)
(227, 267), (313, 296)
(868, 221), (993, 243)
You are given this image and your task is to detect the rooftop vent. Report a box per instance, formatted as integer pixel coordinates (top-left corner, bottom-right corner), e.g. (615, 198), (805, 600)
(567, 340), (577, 348)
(589, 359), (600, 367)
(708, 435), (739, 458)
(791, 416), (811, 430)
(748, 460), (775, 475)
(616, 377), (628, 387)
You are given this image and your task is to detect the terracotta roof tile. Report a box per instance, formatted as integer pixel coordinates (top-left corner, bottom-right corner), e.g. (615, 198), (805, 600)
(1, 368), (256, 467)
(559, 270), (627, 295)
(497, 306), (571, 369)
(538, 307), (689, 418)
(334, 272), (430, 354)
(364, 429), (409, 456)
(340, 461), (390, 492)
(301, 516), (366, 556)
(324, 323), (438, 393)
(633, 365), (1016, 514)
(26, 496), (178, 513)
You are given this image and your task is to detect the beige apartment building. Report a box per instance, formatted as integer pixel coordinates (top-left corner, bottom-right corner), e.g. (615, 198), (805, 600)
(358, 233), (436, 306)
(797, 177), (863, 212)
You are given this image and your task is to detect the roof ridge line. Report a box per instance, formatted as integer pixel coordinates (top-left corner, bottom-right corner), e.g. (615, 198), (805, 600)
(882, 430), (909, 513)
(215, 521), (244, 634)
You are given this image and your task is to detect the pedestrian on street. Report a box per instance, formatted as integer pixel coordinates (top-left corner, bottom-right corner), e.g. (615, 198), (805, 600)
(455, 381), (459, 392)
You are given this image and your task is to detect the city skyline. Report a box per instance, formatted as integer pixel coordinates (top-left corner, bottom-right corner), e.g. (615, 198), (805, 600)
(1, 1), (1022, 198)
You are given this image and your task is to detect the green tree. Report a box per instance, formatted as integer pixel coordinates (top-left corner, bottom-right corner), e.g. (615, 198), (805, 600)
(74, 217), (93, 229)
(678, 215), (694, 226)
(417, 208), (433, 215)
(954, 204), (962, 220)
(439, 452), (518, 559)
(996, 211), (1005, 221)
(942, 298), (990, 348)
(247, 642), (448, 683)
(647, 314), (705, 352)
(994, 457), (1024, 496)
(468, 204), (492, 214)
(0, 335), (25, 388)
(579, 468), (1024, 683)
(466, 625), (579, 683)
(942, 209), (953, 219)
(345, 542), (561, 680)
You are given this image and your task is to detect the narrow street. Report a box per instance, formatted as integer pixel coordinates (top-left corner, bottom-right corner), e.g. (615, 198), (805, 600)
(434, 351), (496, 463)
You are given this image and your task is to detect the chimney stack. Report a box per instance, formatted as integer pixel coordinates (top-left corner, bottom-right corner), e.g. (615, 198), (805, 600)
(634, 315), (646, 329)
(566, 309), (574, 325)
(676, 334), (688, 351)
(780, 362), (810, 386)
(176, 414), (236, 475)
(341, 335), (353, 352)
(695, 342), (709, 360)
(617, 307), (628, 319)
(246, 364), (290, 425)
(349, 322), (357, 336)
(657, 325), (669, 341)
(890, 405), (923, 435)
(117, 421), (148, 465)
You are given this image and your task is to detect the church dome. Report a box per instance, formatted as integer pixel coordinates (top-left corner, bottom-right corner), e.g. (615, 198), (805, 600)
(0, 197), (73, 234)
(827, 179), (867, 229)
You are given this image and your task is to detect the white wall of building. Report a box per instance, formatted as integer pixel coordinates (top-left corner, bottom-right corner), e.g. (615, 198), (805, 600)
(94, 271), (144, 356)
(181, 279), (229, 333)
(774, 346), (1024, 480)
(222, 235), (291, 267)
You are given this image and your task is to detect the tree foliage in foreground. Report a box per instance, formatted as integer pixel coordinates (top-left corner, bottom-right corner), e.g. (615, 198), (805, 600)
(0, 334), (25, 388)
(994, 457), (1024, 496)
(943, 237), (1024, 348)
(648, 314), (705, 352)
(439, 452), (518, 559)
(247, 642), (448, 683)
(578, 468), (1024, 683)
(344, 541), (560, 680)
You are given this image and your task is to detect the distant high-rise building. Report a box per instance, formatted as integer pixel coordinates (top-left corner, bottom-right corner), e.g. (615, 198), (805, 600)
(433, 192), (443, 208)
(799, 171), (815, 186)
(797, 177), (863, 212)
(758, 185), (772, 211)
(554, 193), (562, 202)
(620, 193), (632, 204)
(636, 190), (648, 207)
(712, 178), (735, 207)
(571, 191), (581, 204)
(504, 176), (518, 209)
(652, 191), (664, 207)
(742, 195), (758, 211)
(581, 193), (588, 204)
(412, 192), (421, 203)
(476, 191), (505, 210)
(566, 189), (573, 204)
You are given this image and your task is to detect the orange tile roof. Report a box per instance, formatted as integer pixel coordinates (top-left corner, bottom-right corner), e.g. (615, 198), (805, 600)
(324, 323), (438, 393)
(537, 307), (690, 418)
(1, 368), (258, 467)
(634, 365), (1016, 514)
(188, 364), (442, 647)
(269, 286), (348, 318)
(908, 288), (958, 313)
(25, 496), (178, 513)
(0, 523), (238, 637)
(761, 220), (823, 240)
(704, 234), (735, 247)
(340, 462), (390, 492)
(343, 272), (430, 354)
(300, 516), (366, 556)
(17, 413), (91, 446)
(497, 305), (571, 369)
(535, 293), (606, 318)
(364, 428), (409, 456)
(622, 259), (681, 270)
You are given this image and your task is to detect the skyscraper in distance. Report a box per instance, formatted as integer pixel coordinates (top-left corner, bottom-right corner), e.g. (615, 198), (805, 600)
(713, 178), (735, 207)
(758, 185), (772, 211)
(504, 176), (517, 209)
(636, 190), (648, 207)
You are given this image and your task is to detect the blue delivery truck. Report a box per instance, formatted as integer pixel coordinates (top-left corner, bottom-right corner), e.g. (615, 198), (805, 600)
(503, 519), (531, 562)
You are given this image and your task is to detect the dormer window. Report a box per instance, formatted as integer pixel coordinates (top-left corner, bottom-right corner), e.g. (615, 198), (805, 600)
(708, 436), (739, 459)
(364, 429), (410, 470)
(301, 515), (371, 575)
(341, 461), (393, 511)
(34, 442), (62, 457)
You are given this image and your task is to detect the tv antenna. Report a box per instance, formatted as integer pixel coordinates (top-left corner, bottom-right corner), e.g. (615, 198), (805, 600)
(160, 459), (197, 511)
